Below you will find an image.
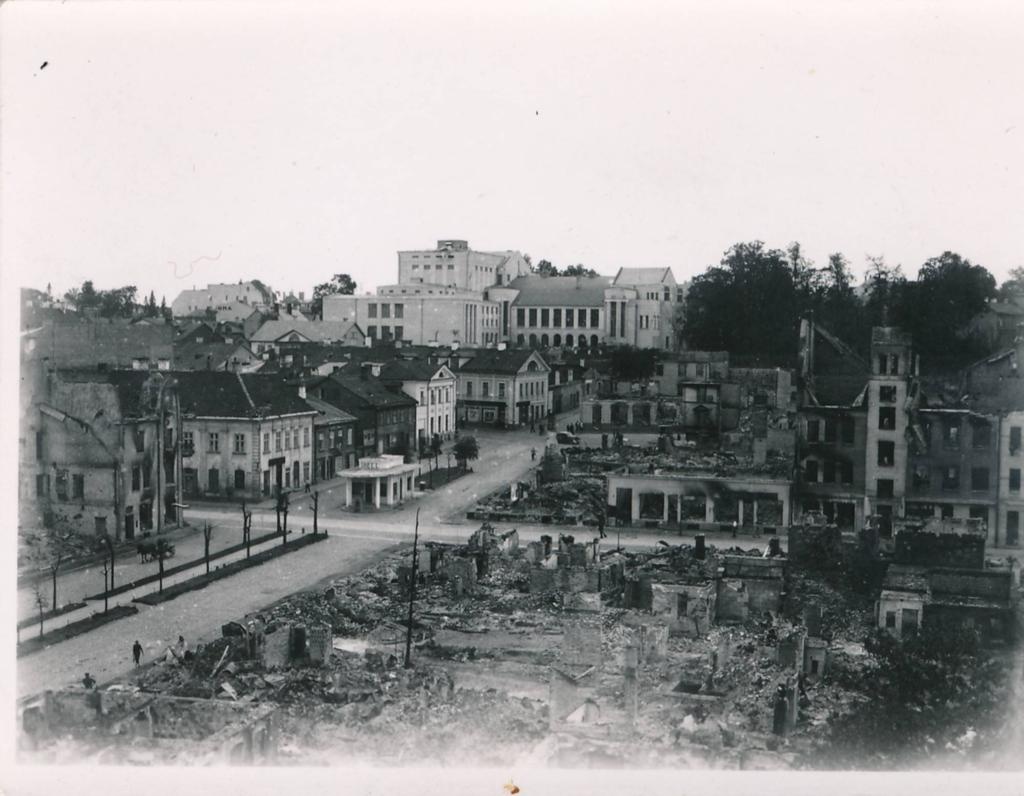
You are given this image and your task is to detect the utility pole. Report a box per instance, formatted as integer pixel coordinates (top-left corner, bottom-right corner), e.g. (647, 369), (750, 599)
(101, 561), (110, 614)
(244, 508), (252, 559)
(404, 508), (420, 669)
(203, 521), (213, 574)
(281, 491), (289, 544)
(312, 490), (319, 536)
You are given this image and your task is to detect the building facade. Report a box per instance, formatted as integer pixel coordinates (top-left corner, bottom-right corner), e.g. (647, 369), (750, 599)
(171, 281), (275, 317)
(377, 360), (458, 449)
(456, 349), (551, 427)
(306, 373), (418, 458)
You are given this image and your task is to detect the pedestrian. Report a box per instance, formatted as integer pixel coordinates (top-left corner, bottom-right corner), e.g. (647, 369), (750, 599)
(531, 448), (537, 461)
(304, 481), (311, 494)
(82, 672), (96, 690)
(132, 640), (143, 666)
(177, 635), (186, 656)
(530, 420), (535, 433)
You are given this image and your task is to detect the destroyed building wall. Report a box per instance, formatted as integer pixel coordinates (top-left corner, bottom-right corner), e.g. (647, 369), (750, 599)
(787, 522), (843, 568)
(650, 582), (717, 637)
(529, 566), (601, 594)
(893, 526), (986, 569)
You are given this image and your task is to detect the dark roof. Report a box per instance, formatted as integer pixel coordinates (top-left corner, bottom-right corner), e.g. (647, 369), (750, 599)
(172, 371), (313, 418)
(508, 275), (611, 307)
(304, 396), (357, 426)
(457, 349), (548, 375)
(326, 374), (418, 408)
(173, 341), (252, 371)
(378, 359), (449, 383)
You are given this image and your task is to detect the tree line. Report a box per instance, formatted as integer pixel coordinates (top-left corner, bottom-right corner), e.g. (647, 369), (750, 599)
(682, 242), (1020, 369)
(60, 280), (171, 321)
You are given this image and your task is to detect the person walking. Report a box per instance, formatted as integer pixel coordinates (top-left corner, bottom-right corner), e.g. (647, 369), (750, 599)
(82, 673), (96, 689)
(132, 640), (143, 666)
(531, 448), (537, 461)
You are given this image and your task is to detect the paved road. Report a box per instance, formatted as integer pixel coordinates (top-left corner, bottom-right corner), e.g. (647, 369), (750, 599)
(15, 428), (545, 698)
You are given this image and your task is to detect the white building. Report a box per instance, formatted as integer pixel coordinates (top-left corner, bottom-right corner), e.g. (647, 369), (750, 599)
(377, 360), (458, 448)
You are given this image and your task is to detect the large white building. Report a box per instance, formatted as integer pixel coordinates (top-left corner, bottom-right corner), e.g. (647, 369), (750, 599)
(324, 238), (684, 351)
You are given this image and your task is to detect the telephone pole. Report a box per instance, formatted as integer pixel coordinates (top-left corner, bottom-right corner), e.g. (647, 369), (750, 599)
(404, 508), (421, 669)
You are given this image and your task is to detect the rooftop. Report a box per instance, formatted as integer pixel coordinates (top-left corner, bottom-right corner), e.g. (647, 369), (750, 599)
(507, 275), (612, 307)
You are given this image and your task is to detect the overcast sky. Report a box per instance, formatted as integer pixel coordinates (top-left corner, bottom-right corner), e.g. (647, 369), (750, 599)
(2, 0), (1022, 304)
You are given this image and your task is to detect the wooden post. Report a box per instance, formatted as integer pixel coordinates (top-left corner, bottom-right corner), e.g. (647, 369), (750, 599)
(404, 508), (421, 669)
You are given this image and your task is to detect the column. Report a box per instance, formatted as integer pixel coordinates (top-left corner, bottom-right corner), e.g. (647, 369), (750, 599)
(631, 489), (640, 522)
(373, 477), (381, 509)
(626, 404), (634, 426)
(752, 499), (759, 525)
(344, 479), (353, 507)
(662, 492), (669, 522)
(386, 476), (394, 506)
(676, 494), (683, 524)
(706, 497), (715, 523)
(738, 499), (745, 527)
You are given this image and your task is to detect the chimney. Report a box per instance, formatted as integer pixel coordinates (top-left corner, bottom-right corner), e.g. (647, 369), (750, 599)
(298, 383), (307, 399)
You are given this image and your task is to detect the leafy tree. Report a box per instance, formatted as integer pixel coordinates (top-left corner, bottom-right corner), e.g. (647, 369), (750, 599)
(21, 512), (92, 612)
(562, 264), (599, 278)
(996, 266), (1024, 301)
(533, 260), (559, 277)
(608, 346), (658, 384)
(160, 295), (172, 322)
(312, 273), (357, 318)
(453, 436), (479, 471)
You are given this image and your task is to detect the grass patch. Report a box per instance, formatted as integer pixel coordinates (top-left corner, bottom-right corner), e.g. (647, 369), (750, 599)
(17, 605), (139, 658)
(17, 601), (87, 631)
(132, 532), (327, 606)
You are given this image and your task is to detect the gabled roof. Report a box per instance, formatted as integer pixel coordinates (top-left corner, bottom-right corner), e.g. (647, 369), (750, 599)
(612, 267), (674, 287)
(322, 373), (418, 408)
(304, 396), (357, 426)
(251, 320), (363, 344)
(174, 371), (313, 418)
(378, 359), (453, 383)
(507, 275), (612, 307)
(457, 349), (549, 375)
(173, 340), (254, 371)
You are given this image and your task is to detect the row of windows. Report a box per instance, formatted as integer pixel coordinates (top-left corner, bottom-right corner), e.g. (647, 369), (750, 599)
(316, 427), (355, 449)
(517, 332), (600, 349)
(367, 302), (404, 319)
(37, 470), (86, 500)
(806, 417), (857, 445)
(419, 387), (452, 404)
(515, 307), (601, 329)
(909, 465), (992, 492)
(182, 428), (311, 456)
(366, 325), (403, 341)
(381, 409), (414, 425)
(803, 459), (855, 485)
(638, 314), (660, 330)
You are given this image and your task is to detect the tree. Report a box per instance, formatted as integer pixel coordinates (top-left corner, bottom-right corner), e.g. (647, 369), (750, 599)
(159, 295), (172, 322)
(996, 266), (1024, 301)
(152, 538), (175, 593)
(453, 436), (479, 471)
(533, 260), (559, 277)
(203, 521), (213, 574)
(609, 346), (658, 384)
(311, 273), (357, 318)
(21, 513), (91, 613)
(562, 264), (599, 278)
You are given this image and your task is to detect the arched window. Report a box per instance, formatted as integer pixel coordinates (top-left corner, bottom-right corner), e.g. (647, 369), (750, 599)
(565, 334), (574, 347)
(553, 334), (562, 347)
(540, 334), (549, 347)
(528, 333), (538, 348)
(516, 334), (525, 346)
(591, 334), (599, 349)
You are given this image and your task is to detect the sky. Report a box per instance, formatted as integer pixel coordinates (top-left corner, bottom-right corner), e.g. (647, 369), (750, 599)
(1, 0), (1023, 306)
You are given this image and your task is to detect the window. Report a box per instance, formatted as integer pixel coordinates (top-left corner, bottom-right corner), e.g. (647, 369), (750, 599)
(944, 422), (960, 449)
(134, 428), (145, 453)
(1011, 468), (1021, 493)
(541, 309), (550, 327)
(72, 474), (84, 500)
(804, 459), (819, 482)
(877, 441), (895, 467)
(303, 462), (310, 483)
(1008, 511), (1020, 545)
(303, 427), (310, 447)
(824, 419), (837, 443)
(1011, 426), (1022, 455)
(877, 479), (894, 498)
(565, 309), (574, 328)
(877, 354), (888, 375)
(394, 303), (404, 319)
(879, 385), (897, 403)
(528, 309), (537, 327)
(143, 463), (151, 489)
(367, 325), (377, 339)
(942, 466), (960, 491)
(233, 433), (246, 454)
(498, 382), (506, 398)
(971, 467), (990, 492)
(553, 308), (562, 327)
(466, 382), (474, 397)
(419, 389), (425, 404)
(263, 432), (270, 453)
(578, 309), (587, 327)
(840, 461), (854, 485)
(367, 303), (378, 318)
(878, 407), (896, 430)
(823, 460), (836, 483)
(55, 469), (68, 501)
(885, 611), (897, 629)
(482, 381), (490, 397)
(890, 354), (899, 375)
(182, 430), (194, 454)
(381, 303), (390, 318)
(275, 432), (282, 452)
(912, 465), (930, 491)
(807, 419), (820, 442)
(971, 421), (991, 449)
(590, 309), (600, 327)
(234, 469), (246, 490)
(36, 473), (49, 497)
(516, 308), (525, 327)
(208, 432), (220, 453)
(394, 326), (403, 340)
(841, 417), (855, 445)
(132, 465), (141, 492)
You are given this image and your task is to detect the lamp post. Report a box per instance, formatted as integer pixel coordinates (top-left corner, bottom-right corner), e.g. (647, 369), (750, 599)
(155, 376), (179, 535)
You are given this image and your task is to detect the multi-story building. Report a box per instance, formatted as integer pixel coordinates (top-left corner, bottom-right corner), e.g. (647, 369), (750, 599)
(456, 349), (551, 427)
(171, 281), (275, 317)
(176, 372), (316, 498)
(21, 317), (173, 372)
(22, 369), (182, 540)
(304, 397), (358, 481)
(377, 360), (458, 449)
(305, 373), (417, 458)
(325, 286), (498, 347)
(611, 267), (684, 350)
(397, 239), (531, 292)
